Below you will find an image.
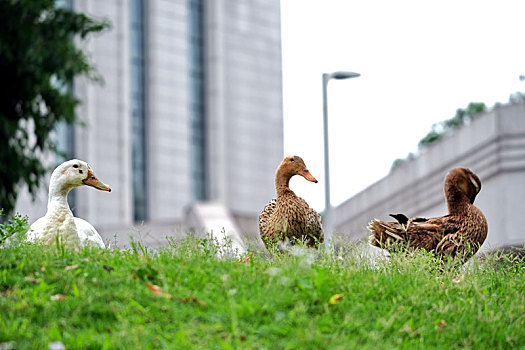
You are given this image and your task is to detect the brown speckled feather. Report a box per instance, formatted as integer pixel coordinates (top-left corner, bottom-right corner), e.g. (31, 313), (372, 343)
(368, 168), (488, 263)
(259, 192), (323, 247)
(299, 197), (324, 243)
(259, 198), (277, 234)
(259, 156), (324, 248)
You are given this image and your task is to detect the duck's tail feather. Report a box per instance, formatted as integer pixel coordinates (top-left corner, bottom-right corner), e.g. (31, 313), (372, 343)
(367, 219), (406, 248)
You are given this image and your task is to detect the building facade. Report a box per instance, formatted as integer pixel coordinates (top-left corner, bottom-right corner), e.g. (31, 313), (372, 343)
(334, 103), (525, 252)
(15, 0), (283, 247)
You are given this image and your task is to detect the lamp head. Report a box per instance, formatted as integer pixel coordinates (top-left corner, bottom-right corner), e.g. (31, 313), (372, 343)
(331, 71), (360, 80)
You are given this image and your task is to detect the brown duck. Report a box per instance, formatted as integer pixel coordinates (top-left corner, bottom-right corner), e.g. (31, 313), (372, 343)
(368, 168), (488, 262)
(259, 156), (324, 248)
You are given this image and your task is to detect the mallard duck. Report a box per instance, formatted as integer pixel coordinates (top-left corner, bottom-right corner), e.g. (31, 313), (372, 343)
(27, 159), (111, 248)
(259, 156), (324, 248)
(368, 168), (488, 262)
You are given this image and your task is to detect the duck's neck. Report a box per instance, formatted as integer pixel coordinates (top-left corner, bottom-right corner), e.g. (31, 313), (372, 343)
(275, 172), (294, 197)
(46, 182), (74, 217)
(445, 185), (472, 215)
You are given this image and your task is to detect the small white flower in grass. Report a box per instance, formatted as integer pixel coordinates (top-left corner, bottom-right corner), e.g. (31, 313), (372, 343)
(288, 246), (315, 265)
(48, 341), (65, 350)
(302, 252), (316, 266)
(265, 267), (281, 277)
(280, 276), (290, 286)
(228, 288), (237, 296)
(221, 274), (230, 282)
(0, 341), (16, 350)
(289, 246), (307, 257)
(274, 311), (285, 321)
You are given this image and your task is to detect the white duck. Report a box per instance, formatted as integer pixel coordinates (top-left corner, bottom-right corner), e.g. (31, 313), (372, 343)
(28, 159), (111, 248)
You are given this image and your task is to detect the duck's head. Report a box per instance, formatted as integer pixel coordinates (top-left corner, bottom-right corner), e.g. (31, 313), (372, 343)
(445, 168), (481, 204)
(277, 156), (318, 183)
(50, 159), (111, 192)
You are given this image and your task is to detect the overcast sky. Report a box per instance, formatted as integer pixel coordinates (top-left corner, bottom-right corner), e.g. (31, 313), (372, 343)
(280, 0), (525, 212)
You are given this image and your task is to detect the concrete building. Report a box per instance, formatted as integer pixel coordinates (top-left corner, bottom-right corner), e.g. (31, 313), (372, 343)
(334, 102), (525, 252)
(15, 0), (283, 248)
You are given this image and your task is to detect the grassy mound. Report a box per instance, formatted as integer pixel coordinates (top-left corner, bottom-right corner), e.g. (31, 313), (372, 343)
(1, 217), (524, 349)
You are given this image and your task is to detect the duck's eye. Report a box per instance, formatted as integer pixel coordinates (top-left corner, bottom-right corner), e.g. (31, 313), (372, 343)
(73, 164), (79, 168)
(290, 158), (295, 162)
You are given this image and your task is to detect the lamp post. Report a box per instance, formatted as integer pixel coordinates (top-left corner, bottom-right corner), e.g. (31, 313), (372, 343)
(322, 71), (360, 248)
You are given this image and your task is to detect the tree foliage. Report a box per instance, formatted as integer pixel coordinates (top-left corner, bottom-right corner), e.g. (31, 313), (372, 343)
(0, 209), (29, 246)
(507, 91), (525, 105)
(0, 0), (109, 214)
(390, 102), (487, 171)
(417, 102), (487, 148)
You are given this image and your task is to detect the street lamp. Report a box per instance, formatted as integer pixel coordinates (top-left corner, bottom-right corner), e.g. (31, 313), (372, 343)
(322, 71), (360, 248)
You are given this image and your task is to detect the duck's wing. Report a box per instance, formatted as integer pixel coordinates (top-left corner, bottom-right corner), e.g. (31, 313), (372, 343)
(368, 214), (450, 252)
(27, 217), (46, 242)
(433, 213), (485, 259)
(259, 198), (277, 238)
(297, 197), (324, 244)
(74, 217), (105, 248)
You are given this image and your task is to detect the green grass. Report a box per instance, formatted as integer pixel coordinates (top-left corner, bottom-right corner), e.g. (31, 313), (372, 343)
(1, 221), (525, 349)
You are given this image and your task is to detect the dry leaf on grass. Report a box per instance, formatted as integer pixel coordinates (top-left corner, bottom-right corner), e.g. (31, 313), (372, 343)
(452, 273), (465, 284)
(146, 284), (172, 299)
(438, 319), (447, 331)
(177, 296), (208, 307)
(146, 283), (162, 295)
(50, 294), (66, 301)
(221, 334), (246, 341)
(237, 252), (255, 264)
(329, 294), (343, 304)
(398, 325), (419, 335)
(23, 276), (40, 284)
(65, 264), (79, 271)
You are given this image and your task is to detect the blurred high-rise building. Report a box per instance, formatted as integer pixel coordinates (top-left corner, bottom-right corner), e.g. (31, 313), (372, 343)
(15, 0), (284, 246)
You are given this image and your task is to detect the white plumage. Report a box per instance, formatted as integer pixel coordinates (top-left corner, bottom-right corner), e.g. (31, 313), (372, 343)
(27, 159), (111, 248)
